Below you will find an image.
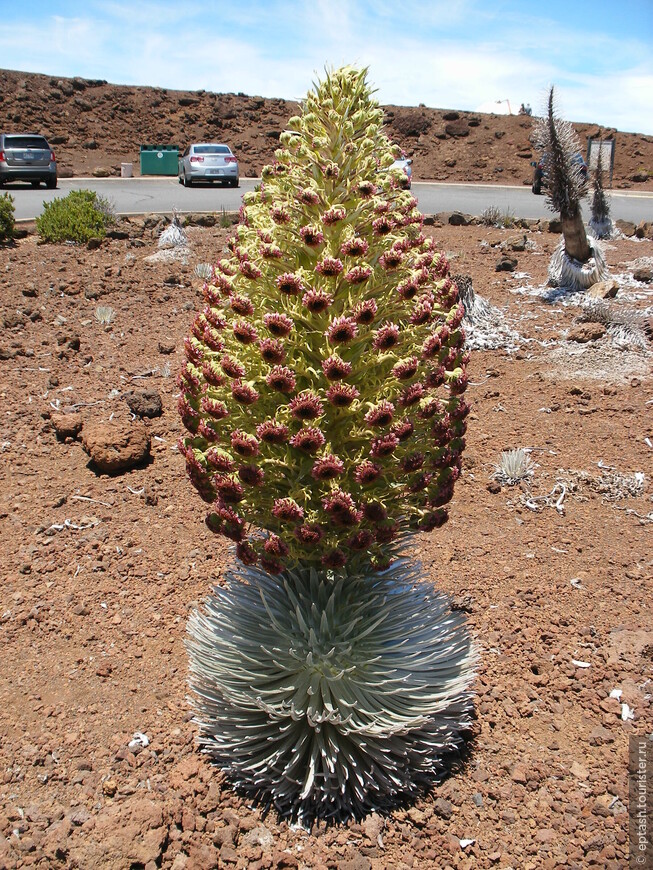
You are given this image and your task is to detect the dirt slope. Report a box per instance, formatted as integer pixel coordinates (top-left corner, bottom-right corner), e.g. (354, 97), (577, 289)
(0, 212), (651, 868)
(1, 68), (652, 189)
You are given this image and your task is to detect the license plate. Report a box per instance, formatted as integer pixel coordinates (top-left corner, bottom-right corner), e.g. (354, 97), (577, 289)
(207, 169), (223, 176)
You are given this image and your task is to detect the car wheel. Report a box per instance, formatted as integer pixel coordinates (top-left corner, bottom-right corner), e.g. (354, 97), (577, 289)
(183, 172), (192, 188)
(229, 179), (239, 188)
(45, 177), (57, 190)
(31, 180), (41, 188)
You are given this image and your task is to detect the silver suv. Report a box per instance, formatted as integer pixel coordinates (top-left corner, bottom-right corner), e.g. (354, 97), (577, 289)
(0, 133), (57, 188)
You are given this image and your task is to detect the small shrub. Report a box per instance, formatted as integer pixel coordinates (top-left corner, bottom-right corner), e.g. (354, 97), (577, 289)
(94, 305), (115, 324)
(480, 206), (516, 228)
(492, 448), (536, 486)
(35, 190), (111, 243)
(0, 192), (15, 243)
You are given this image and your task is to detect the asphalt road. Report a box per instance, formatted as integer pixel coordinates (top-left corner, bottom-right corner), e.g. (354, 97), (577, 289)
(8, 176), (653, 224)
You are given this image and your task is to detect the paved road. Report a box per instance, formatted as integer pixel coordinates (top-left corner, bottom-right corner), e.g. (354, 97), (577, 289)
(8, 176), (653, 224)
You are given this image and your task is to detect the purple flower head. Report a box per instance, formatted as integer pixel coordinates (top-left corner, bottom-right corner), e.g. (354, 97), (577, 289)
(373, 323), (400, 351)
(184, 336), (203, 365)
(197, 420), (220, 443)
(260, 243), (283, 259)
(352, 299), (377, 325)
(214, 475), (245, 504)
(288, 391), (324, 421)
(272, 497), (304, 522)
(354, 461), (382, 485)
(375, 522), (399, 544)
(316, 256), (344, 277)
(363, 501), (388, 522)
(417, 398), (440, 420)
(264, 534), (289, 558)
(401, 452), (425, 472)
(264, 312), (293, 337)
(205, 448), (235, 472)
(391, 418), (414, 441)
(298, 188), (320, 205)
(311, 454), (345, 480)
(327, 316), (358, 345)
(231, 295), (254, 316)
(294, 523), (324, 545)
(233, 321), (258, 345)
(299, 225), (325, 247)
(179, 363), (200, 392)
(372, 215), (393, 235)
(370, 433), (399, 458)
(365, 400), (395, 427)
(230, 429), (260, 457)
(261, 556), (284, 574)
(259, 338), (286, 365)
(417, 509), (448, 531)
(231, 381), (259, 405)
(290, 426), (326, 453)
(410, 302), (432, 326)
(322, 206), (346, 224)
(201, 397), (230, 420)
(322, 489), (362, 527)
(302, 288), (333, 313)
(379, 249), (403, 271)
(276, 272), (304, 296)
(266, 365), (296, 393)
(238, 464), (265, 487)
(202, 327), (224, 353)
(271, 206), (291, 224)
(236, 541), (258, 566)
(357, 180), (377, 198)
(392, 357), (419, 381)
(256, 420), (289, 445)
(178, 397), (200, 432)
(321, 548), (347, 568)
(397, 279), (419, 300)
(434, 253), (449, 278)
(345, 265), (372, 285)
(348, 530), (375, 551)
(407, 472), (432, 493)
(448, 372), (468, 395)
(399, 382), (425, 407)
(340, 237), (369, 257)
(326, 383), (359, 406)
(323, 162), (340, 179)
(421, 333), (442, 360)
(240, 261), (262, 280)
(221, 354), (246, 379)
(424, 366), (445, 389)
(322, 355), (352, 380)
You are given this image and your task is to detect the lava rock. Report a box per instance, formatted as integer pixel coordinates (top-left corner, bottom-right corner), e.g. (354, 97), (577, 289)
(124, 389), (163, 418)
(587, 279), (619, 298)
(567, 322), (607, 343)
(495, 255), (517, 272)
(82, 418), (151, 473)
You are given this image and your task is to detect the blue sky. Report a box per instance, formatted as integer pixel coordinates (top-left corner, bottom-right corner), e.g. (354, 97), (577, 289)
(1, 1), (652, 134)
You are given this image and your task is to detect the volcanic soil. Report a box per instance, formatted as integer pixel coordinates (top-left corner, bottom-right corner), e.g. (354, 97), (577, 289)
(0, 205), (651, 870)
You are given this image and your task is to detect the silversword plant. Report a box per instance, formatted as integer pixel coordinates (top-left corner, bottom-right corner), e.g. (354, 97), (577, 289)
(180, 67), (475, 822)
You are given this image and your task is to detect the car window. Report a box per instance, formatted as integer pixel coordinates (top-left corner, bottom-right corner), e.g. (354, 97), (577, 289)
(4, 136), (50, 149)
(193, 145), (231, 155)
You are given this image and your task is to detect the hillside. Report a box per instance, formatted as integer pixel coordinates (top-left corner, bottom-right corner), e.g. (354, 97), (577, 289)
(1, 68), (652, 189)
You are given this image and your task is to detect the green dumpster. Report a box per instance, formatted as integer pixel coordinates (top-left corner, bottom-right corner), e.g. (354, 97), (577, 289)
(140, 145), (179, 176)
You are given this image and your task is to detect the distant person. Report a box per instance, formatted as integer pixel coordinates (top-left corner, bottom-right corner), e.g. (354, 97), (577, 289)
(525, 103), (532, 116)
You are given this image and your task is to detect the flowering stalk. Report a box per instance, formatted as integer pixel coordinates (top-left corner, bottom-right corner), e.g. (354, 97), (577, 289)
(179, 67), (468, 573)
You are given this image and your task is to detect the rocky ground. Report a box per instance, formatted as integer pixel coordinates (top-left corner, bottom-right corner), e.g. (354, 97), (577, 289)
(1, 68), (652, 190)
(0, 207), (651, 869)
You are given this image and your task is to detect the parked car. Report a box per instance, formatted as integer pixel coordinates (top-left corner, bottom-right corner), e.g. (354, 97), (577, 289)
(0, 133), (57, 188)
(531, 152), (587, 195)
(389, 157), (413, 189)
(178, 143), (239, 187)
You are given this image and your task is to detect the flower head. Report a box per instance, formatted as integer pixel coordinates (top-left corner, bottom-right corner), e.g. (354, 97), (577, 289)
(230, 430), (260, 457)
(341, 237), (369, 257)
(311, 454), (345, 480)
(290, 426), (326, 453)
(316, 257), (344, 277)
(264, 313), (293, 337)
(266, 366), (296, 393)
(322, 355), (352, 381)
(302, 288), (333, 313)
(373, 323), (400, 351)
(276, 273), (303, 296)
(231, 381), (259, 405)
(300, 225), (324, 247)
(272, 498), (304, 522)
(288, 391), (324, 421)
(364, 400), (395, 427)
(326, 383), (359, 406)
(256, 420), (289, 445)
(352, 299), (377, 324)
(327, 316), (358, 345)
